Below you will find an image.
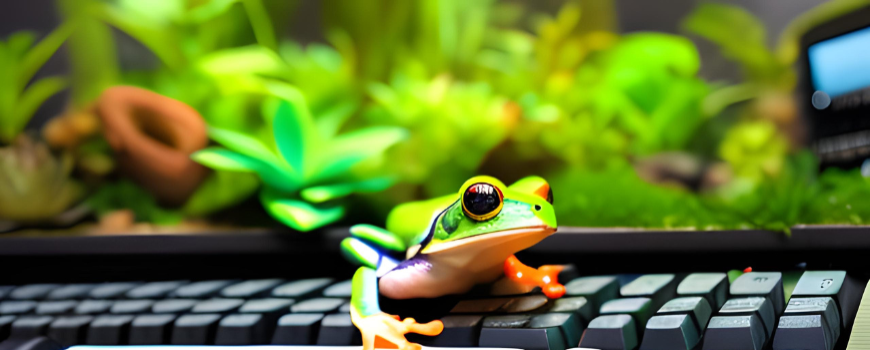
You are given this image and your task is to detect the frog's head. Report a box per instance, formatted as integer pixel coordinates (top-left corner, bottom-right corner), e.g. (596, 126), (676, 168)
(420, 175), (556, 254)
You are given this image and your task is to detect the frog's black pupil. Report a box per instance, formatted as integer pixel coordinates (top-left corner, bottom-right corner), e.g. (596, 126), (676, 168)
(463, 183), (501, 217)
(535, 204), (542, 211)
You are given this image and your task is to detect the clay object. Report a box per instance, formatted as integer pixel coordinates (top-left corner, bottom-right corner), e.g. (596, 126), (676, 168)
(97, 86), (209, 207)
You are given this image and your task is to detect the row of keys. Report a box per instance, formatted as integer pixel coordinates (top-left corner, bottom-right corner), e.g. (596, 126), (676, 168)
(0, 298), (350, 316)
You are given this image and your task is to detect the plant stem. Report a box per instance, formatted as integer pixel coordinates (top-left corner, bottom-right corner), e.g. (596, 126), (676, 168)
(242, 0), (277, 51)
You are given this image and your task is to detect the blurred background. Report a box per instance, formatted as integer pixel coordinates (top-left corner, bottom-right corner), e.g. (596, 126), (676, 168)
(2, 0), (870, 235)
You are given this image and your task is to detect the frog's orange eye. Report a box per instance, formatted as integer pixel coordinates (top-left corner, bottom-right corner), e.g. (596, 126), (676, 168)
(462, 182), (503, 221)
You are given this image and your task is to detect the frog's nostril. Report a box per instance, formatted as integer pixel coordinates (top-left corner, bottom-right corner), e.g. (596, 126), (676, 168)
(534, 204), (542, 211)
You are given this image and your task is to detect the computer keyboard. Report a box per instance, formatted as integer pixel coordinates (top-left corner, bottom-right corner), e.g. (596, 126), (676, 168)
(0, 269), (865, 350)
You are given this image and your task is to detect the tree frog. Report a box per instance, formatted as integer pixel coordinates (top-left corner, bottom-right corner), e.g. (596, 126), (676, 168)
(341, 175), (564, 350)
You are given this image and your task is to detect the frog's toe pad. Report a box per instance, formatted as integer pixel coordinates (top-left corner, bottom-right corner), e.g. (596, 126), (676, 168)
(351, 309), (443, 350)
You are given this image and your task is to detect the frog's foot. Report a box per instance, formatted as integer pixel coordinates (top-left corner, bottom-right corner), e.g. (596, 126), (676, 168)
(350, 307), (443, 350)
(504, 255), (566, 299)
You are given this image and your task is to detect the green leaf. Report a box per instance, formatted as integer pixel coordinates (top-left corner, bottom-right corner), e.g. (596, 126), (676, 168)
(182, 170), (259, 216)
(300, 177), (394, 203)
(185, 0), (240, 23)
(315, 126), (408, 178)
(260, 190), (344, 231)
(6, 31), (36, 60)
(17, 20), (75, 91)
(271, 96), (315, 176)
(207, 127), (287, 169)
(198, 45), (287, 77)
(96, 3), (185, 69)
(315, 100), (357, 138)
(7, 77), (67, 141)
(191, 147), (299, 193)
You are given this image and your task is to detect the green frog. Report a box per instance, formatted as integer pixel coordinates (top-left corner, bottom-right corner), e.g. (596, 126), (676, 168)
(341, 175), (564, 350)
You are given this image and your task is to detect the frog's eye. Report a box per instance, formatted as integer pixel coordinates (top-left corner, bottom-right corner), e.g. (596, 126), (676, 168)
(462, 182), (503, 221)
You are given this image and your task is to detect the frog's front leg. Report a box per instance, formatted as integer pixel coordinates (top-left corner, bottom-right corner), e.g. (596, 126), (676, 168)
(503, 255), (566, 299)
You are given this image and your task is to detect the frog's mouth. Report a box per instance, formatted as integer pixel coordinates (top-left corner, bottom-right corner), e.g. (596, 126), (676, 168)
(420, 225), (556, 255)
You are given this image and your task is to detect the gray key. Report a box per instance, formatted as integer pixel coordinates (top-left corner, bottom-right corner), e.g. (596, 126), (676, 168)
(482, 315), (531, 328)
(658, 296), (712, 331)
(565, 276), (619, 314)
(501, 295), (549, 313)
(677, 273), (728, 309)
(0, 286), (14, 300)
(408, 315), (482, 347)
(129, 314), (176, 344)
(171, 313), (222, 344)
(74, 300), (113, 315)
(316, 313), (359, 345)
(215, 313), (270, 345)
(792, 270), (862, 329)
(640, 314), (700, 350)
(11, 316), (54, 338)
(702, 315), (766, 350)
(531, 313), (584, 349)
(220, 279), (283, 298)
(730, 272), (785, 315)
(290, 298), (344, 313)
(719, 297), (776, 338)
(90, 283), (141, 299)
(126, 281), (188, 299)
(480, 315), (565, 350)
(239, 298), (295, 314)
(451, 298), (512, 314)
(600, 298), (654, 330)
(579, 314), (637, 350)
(271, 313), (324, 345)
(111, 300), (155, 314)
(323, 280), (352, 298)
(621, 275), (677, 310)
(173, 280), (235, 298)
(10, 285), (61, 300)
(1, 301), (37, 315)
(36, 301), (78, 315)
(87, 314), (134, 345)
(772, 315), (831, 350)
(46, 315), (93, 346)
(272, 279), (333, 298)
(191, 299), (244, 314)
(152, 299), (198, 314)
(781, 297), (840, 349)
(549, 297), (594, 323)
(47, 285), (96, 300)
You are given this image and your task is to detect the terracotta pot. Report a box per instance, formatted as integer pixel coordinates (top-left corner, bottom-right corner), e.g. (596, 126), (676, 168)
(97, 86), (209, 207)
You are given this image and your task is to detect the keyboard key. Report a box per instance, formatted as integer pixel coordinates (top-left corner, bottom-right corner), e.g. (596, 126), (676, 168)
(620, 274), (676, 310)
(271, 313), (324, 345)
(290, 298), (344, 314)
(780, 297), (840, 349)
(549, 297), (594, 323)
(531, 313), (583, 349)
(191, 299), (244, 314)
(74, 300), (113, 315)
(171, 314), (222, 345)
(36, 301), (78, 315)
(214, 313), (270, 345)
(87, 315), (134, 345)
(172, 281), (235, 299)
(501, 295), (549, 313)
(46, 315), (93, 346)
(0, 336), (63, 350)
(0, 301), (37, 315)
(47, 285), (96, 300)
(0, 287), (14, 300)
(792, 270), (862, 328)
(220, 279), (283, 298)
(730, 272), (785, 315)
(718, 297), (776, 338)
(579, 314), (637, 350)
(600, 298), (654, 330)
(565, 276), (619, 313)
(323, 280), (352, 298)
(126, 281), (187, 299)
(11, 316), (54, 338)
(677, 273), (728, 309)
(702, 315), (766, 350)
(0, 315), (14, 341)
(110, 300), (155, 314)
(316, 313), (359, 345)
(271, 279), (333, 298)
(89, 283), (140, 299)
(772, 315), (832, 350)
(479, 315), (565, 350)
(152, 299), (198, 314)
(451, 298), (511, 314)
(238, 299), (294, 324)
(128, 314), (176, 345)
(410, 315), (482, 347)
(639, 314), (700, 350)
(657, 296), (712, 331)
(10, 285), (61, 300)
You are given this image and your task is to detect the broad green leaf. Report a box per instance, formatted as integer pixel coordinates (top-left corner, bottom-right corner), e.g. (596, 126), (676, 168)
(97, 3), (185, 69)
(6, 31), (36, 60)
(314, 100), (357, 138)
(315, 126), (408, 177)
(191, 147), (299, 193)
(260, 190), (344, 231)
(186, 0), (239, 23)
(198, 45), (287, 77)
(208, 127), (287, 170)
(8, 77), (67, 141)
(270, 92), (317, 176)
(182, 170), (259, 216)
(300, 177), (394, 203)
(17, 20), (75, 91)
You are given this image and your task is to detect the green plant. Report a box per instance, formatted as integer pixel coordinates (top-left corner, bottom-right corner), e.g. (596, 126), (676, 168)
(192, 87), (407, 230)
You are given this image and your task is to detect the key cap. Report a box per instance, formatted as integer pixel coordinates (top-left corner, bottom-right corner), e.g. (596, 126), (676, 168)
(322, 280), (352, 298)
(772, 315), (832, 350)
(702, 315), (766, 350)
(1, 301), (37, 315)
(272, 279), (333, 298)
(290, 298), (344, 314)
(10, 285), (61, 300)
(0, 287), (13, 300)
(151, 299), (198, 314)
(778, 297), (840, 350)
(730, 272), (785, 315)
(74, 301), (113, 315)
(126, 281), (187, 299)
(0, 316), (16, 341)
(479, 315), (566, 350)
(238, 298), (294, 324)
(36, 301), (78, 315)
(620, 274), (676, 310)
(677, 273), (728, 309)
(128, 314), (176, 345)
(172, 281), (235, 299)
(316, 314), (360, 345)
(565, 276), (619, 314)
(271, 313), (324, 345)
(0, 337), (62, 350)
(191, 299), (244, 314)
(639, 314), (700, 350)
(409, 315), (482, 347)
(501, 295), (549, 313)
(47, 285), (96, 300)
(220, 279), (283, 298)
(89, 283), (141, 300)
(214, 314), (270, 345)
(451, 298), (511, 314)
(87, 315), (134, 345)
(171, 314), (222, 345)
(549, 297), (594, 323)
(579, 314), (637, 350)
(46, 316), (93, 346)
(110, 300), (155, 314)
(531, 313), (583, 349)
(600, 298), (654, 330)
(792, 270), (863, 328)
(10, 316), (53, 338)
(657, 296), (712, 331)
(718, 297), (776, 338)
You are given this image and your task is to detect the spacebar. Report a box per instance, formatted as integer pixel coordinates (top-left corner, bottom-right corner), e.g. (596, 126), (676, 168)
(69, 346), (522, 350)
